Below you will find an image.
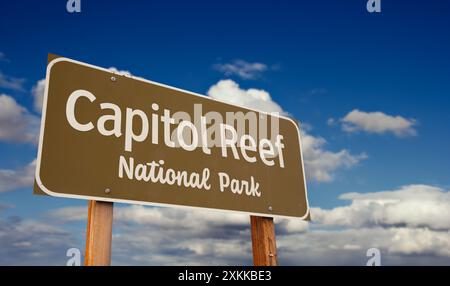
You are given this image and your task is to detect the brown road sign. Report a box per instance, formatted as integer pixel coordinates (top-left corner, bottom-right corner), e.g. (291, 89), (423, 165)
(34, 55), (309, 219)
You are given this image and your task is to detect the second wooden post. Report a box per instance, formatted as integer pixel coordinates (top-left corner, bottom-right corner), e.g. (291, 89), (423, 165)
(250, 216), (278, 266)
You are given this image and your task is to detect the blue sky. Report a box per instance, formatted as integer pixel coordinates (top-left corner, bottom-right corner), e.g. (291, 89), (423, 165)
(1, 0), (450, 265)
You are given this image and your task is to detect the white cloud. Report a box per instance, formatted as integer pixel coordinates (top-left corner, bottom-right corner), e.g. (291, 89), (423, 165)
(277, 218), (309, 234)
(50, 204), (249, 230)
(0, 215), (77, 265)
(278, 184), (450, 265)
(48, 204), (250, 229)
(300, 131), (367, 182)
(207, 79), (365, 182)
(313, 184), (450, 230)
(0, 160), (36, 193)
(340, 109), (417, 137)
(278, 227), (450, 265)
(47, 204), (307, 265)
(113, 206), (253, 265)
(49, 205), (253, 265)
(0, 94), (40, 144)
(46, 206), (87, 221)
(0, 203), (13, 212)
(31, 79), (45, 113)
(207, 79), (285, 115)
(47, 184), (450, 265)
(214, 60), (268, 80)
(0, 71), (25, 91)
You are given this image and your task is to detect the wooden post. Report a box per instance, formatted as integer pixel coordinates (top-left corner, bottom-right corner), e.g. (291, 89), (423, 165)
(84, 200), (114, 266)
(250, 216), (278, 266)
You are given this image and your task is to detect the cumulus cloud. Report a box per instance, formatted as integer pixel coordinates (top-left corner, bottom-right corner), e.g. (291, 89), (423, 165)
(313, 184), (450, 230)
(0, 203), (13, 212)
(31, 79), (45, 113)
(207, 79), (285, 115)
(0, 71), (25, 91)
(0, 160), (36, 193)
(214, 60), (268, 80)
(0, 215), (78, 265)
(46, 184), (450, 265)
(48, 204), (250, 230)
(277, 184), (450, 265)
(300, 130), (367, 182)
(207, 80), (365, 182)
(278, 227), (450, 265)
(49, 205), (253, 265)
(340, 109), (417, 137)
(114, 207), (254, 265)
(46, 204), (303, 265)
(46, 206), (87, 222)
(0, 94), (40, 144)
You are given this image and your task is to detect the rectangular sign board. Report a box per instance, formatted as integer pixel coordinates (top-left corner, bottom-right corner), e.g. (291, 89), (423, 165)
(34, 55), (309, 219)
